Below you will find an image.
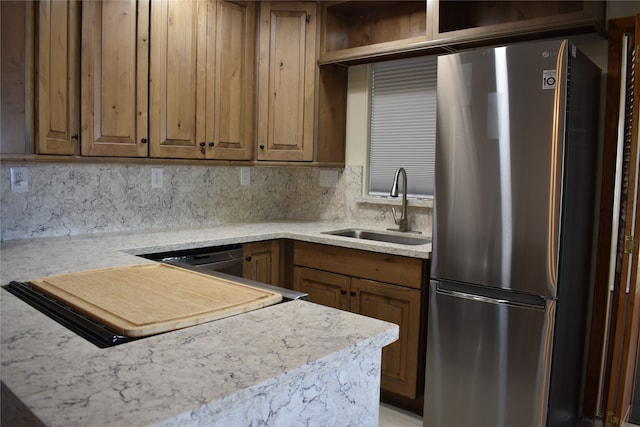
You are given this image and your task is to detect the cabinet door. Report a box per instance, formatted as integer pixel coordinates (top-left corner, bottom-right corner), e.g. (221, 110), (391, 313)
(1, 1), (30, 154)
(36, 0), (78, 155)
(243, 240), (281, 286)
(257, 1), (316, 161)
(293, 266), (350, 311)
(149, 0), (206, 159)
(205, 0), (255, 160)
(351, 277), (422, 399)
(81, 0), (149, 157)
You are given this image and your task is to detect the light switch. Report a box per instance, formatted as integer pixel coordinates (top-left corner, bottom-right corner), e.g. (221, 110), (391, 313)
(10, 167), (29, 193)
(319, 169), (339, 188)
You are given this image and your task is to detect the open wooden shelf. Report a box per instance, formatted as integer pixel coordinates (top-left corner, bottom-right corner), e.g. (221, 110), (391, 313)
(319, 0), (605, 66)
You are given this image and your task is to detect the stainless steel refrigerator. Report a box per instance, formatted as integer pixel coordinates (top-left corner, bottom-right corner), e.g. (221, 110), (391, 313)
(424, 39), (601, 427)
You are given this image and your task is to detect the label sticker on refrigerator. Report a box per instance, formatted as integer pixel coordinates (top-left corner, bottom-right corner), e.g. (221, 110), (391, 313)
(542, 70), (556, 90)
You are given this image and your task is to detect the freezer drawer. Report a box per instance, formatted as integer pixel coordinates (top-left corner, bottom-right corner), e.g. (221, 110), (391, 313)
(424, 280), (555, 427)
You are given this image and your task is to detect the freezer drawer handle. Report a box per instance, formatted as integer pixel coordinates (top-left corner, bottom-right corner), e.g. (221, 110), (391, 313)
(436, 286), (546, 310)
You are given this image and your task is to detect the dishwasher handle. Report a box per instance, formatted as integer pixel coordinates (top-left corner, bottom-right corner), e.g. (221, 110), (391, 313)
(165, 258), (243, 273)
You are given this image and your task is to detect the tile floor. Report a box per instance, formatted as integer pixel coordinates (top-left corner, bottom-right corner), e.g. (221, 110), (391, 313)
(379, 403), (640, 427)
(379, 403), (421, 427)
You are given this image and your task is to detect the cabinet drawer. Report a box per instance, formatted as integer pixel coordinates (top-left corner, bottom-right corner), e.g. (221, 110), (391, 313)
(293, 241), (424, 289)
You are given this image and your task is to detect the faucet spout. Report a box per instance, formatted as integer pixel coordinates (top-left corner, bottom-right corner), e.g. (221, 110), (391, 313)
(389, 167), (409, 232)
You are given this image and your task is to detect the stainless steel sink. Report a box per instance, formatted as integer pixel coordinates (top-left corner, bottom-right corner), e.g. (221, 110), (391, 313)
(322, 229), (431, 246)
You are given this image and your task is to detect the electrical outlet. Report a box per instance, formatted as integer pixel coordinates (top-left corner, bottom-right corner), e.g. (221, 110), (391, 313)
(319, 169), (339, 188)
(240, 168), (250, 186)
(151, 168), (163, 189)
(10, 167), (29, 193)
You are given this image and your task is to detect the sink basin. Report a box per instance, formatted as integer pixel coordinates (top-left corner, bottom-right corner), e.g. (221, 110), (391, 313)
(322, 229), (431, 246)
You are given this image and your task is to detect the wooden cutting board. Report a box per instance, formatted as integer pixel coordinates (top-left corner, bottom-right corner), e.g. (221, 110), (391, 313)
(28, 264), (282, 337)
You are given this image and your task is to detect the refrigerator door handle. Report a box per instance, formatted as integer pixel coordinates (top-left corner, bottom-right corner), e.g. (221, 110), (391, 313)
(434, 281), (547, 310)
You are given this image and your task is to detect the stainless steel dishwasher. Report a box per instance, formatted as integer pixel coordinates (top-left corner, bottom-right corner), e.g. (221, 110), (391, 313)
(146, 244), (245, 277)
(141, 244), (308, 302)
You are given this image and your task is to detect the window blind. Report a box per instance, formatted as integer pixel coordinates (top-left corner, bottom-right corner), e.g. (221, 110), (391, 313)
(368, 55), (437, 197)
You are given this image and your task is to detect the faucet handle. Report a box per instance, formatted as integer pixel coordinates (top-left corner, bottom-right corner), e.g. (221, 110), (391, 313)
(391, 207), (409, 232)
(391, 207), (400, 225)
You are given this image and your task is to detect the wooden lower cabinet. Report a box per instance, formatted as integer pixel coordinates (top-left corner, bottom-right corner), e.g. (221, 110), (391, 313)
(351, 277), (421, 397)
(294, 266), (350, 311)
(293, 241), (426, 400)
(243, 240), (283, 286)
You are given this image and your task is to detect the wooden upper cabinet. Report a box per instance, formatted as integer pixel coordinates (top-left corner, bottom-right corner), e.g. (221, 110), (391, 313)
(207, 0), (255, 160)
(149, 0), (204, 159)
(81, 0), (149, 157)
(1, 1), (31, 155)
(257, 2), (317, 162)
(150, 0), (254, 160)
(36, 0), (78, 155)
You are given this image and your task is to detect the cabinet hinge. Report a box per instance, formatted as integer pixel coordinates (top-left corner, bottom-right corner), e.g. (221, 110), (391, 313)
(624, 235), (637, 254)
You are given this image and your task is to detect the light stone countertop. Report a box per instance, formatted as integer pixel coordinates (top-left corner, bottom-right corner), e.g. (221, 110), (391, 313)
(0, 221), (428, 426)
(0, 221), (431, 284)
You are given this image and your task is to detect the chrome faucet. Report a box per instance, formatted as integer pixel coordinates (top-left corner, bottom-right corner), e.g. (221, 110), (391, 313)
(389, 167), (409, 232)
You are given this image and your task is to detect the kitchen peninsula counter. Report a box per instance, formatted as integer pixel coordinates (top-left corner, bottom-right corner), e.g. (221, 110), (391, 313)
(0, 222), (423, 426)
(1, 221), (431, 284)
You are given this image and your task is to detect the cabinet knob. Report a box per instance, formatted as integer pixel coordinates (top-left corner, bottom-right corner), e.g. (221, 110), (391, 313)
(199, 142), (206, 147)
(350, 291), (356, 297)
(245, 256), (252, 262)
(141, 138), (148, 144)
(208, 142), (214, 147)
(71, 134), (79, 140)
(341, 290), (347, 295)
(259, 144), (265, 150)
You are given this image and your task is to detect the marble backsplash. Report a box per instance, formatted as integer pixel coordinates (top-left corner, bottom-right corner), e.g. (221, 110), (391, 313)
(1, 163), (431, 240)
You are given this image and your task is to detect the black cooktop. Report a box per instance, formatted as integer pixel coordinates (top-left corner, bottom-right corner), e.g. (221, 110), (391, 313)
(4, 281), (138, 348)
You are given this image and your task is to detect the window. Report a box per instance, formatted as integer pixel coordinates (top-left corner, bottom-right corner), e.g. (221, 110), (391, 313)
(368, 56), (437, 197)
